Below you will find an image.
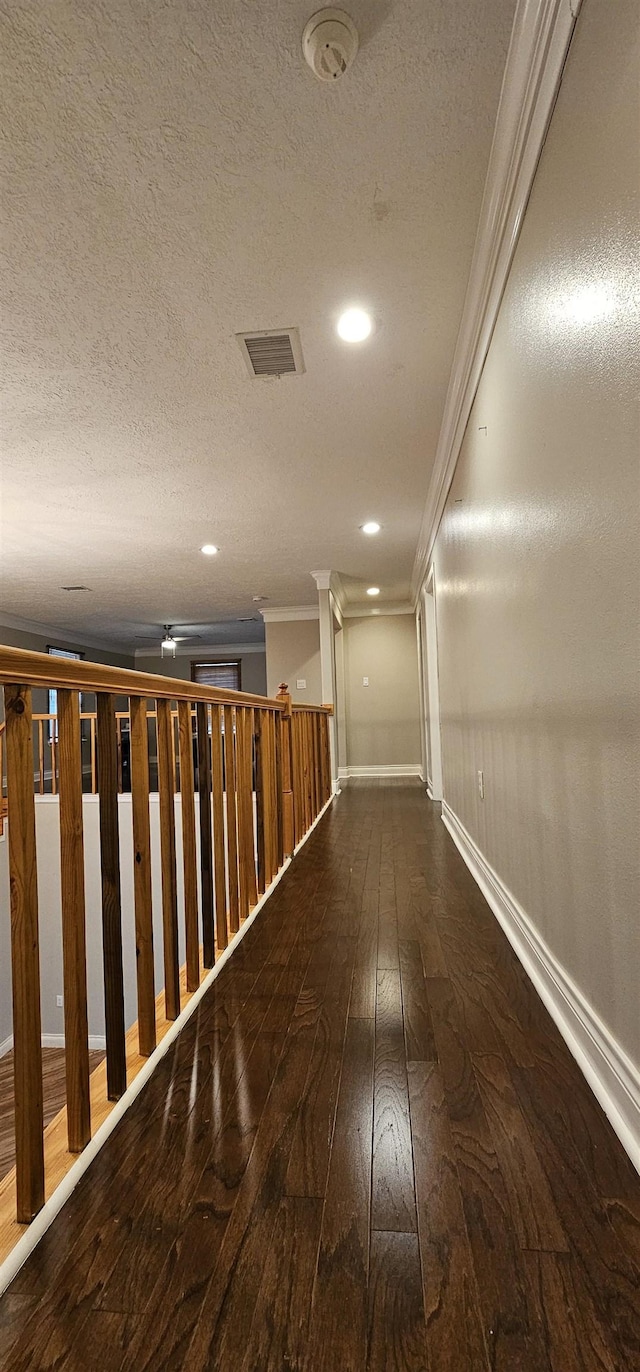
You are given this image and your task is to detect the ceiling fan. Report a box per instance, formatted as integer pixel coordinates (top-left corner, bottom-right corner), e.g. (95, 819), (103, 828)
(133, 624), (204, 658)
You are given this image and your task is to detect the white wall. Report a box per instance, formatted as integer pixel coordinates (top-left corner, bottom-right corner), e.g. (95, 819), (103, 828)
(265, 619), (321, 703)
(343, 614), (421, 773)
(424, 0), (639, 1140)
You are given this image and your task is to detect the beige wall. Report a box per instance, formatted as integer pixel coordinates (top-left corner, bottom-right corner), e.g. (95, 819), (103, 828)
(429, 0), (639, 1069)
(344, 615), (421, 771)
(265, 619), (321, 703)
(137, 650), (267, 697)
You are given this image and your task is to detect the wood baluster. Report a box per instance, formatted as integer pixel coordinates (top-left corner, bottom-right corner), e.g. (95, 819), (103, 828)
(302, 714), (310, 833)
(275, 687), (294, 858)
(255, 710), (267, 897)
(4, 683), (44, 1222)
(306, 714), (313, 823)
(314, 714), (321, 816)
(90, 715), (97, 794)
(50, 730), (57, 796)
(310, 714), (318, 820)
(268, 710), (279, 879)
(223, 704), (240, 935)
(260, 710), (274, 882)
(291, 712), (301, 848)
(178, 700), (200, 992)
(322, 713), (331, 804)
(57, 690), (91, 1151)
(170, 710), (178, 796)
(274, 707), (284, 869)
(116, 717), (123, 793)
(318, 713), (326, 806)
(157, 699), (180, 1020)
(96, 693), (127, 1100)
(129, 696), (156, 1056)
(196, 702), (215, 968)
(210, 704), (227, 952)
(38, 719), (44, 795)
(236, 707), (257, 922)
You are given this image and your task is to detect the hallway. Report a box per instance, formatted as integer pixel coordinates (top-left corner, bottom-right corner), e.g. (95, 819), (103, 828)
(1, 782), (639, 1371)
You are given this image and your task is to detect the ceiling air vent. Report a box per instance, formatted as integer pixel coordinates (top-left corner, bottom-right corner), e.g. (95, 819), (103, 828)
(237, 328), (305, 379)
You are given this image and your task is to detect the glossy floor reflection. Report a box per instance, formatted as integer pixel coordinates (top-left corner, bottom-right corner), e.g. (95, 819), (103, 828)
(1, 782), (638, 1371)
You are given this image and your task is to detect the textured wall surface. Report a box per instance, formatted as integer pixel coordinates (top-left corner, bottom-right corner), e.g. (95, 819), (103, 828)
(265, 620), (321, 702)
(344, 615), (421, 768)
(432, 0), (640, 1065)
(137, 651), (267, 697)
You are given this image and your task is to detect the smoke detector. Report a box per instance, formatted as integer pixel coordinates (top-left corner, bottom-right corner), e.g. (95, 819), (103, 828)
(302, 8), (358, 82)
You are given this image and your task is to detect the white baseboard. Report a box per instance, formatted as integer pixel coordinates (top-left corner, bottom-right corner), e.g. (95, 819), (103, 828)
(0, 1034), (107, 1056)
(338, 764), (423, 780)
(441, 801), (640, 1174)
(40, 1034), (107, 1053)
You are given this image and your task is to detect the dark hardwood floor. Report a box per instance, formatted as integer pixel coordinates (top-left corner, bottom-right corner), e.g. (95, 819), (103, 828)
(1, 781), (638, 1371)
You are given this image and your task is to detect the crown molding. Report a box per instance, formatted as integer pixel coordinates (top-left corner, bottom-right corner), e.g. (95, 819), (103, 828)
(411, 0), (582, 605)
(135, 641), (265, 659)
(0, 610), (129, 656)
(260, 606), (319, 623)
(311, 570), (332, 592)
(342, 602), (414, 619)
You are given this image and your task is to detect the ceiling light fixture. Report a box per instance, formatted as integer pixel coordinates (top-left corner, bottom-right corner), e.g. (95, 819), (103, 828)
(367, 586), (380, 597)
(361, 521), (380, 535)
(200, 544), (219, 556)
(161, 627), (177, 658)
(337, 307), (372, 342)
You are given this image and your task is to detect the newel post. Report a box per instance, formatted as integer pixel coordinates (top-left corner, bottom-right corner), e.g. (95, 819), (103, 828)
(276, 684), (294, 858)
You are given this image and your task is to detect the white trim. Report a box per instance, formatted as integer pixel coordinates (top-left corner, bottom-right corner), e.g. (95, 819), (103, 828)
(0, 1036), (13, 1060)
(260, 606), (319, 623)
(0, 791), (336, 1298)
(411, 0), (581, 603)
(40, 1034), (107, 1053)
(0, 611), (129, 657)
(342, 603), (414, 619)
(338, 764), (423, 779)
(311, 571), (332, 592)
(134, 642), (265, 659)
(441, 801), (640, 1174)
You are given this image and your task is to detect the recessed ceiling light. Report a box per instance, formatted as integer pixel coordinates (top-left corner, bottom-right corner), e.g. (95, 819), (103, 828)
(200, 544), (219, 556)
(367, 586), (380, 596)
(361, 521), (380, 535)
(337, 307), (372, 342)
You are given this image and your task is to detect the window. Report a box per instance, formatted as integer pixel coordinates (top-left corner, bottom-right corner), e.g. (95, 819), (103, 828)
(191, 660), (241, 692)
(48, 646), (83, 737)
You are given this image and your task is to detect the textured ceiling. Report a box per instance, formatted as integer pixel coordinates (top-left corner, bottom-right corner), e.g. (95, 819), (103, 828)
(1, 0), (516, 648)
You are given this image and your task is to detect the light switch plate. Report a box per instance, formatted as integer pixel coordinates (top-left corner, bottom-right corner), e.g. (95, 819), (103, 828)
(296, 679), (306, 690)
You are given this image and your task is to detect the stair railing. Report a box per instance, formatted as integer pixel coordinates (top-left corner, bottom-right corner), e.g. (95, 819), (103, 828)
(0, 646), (332, 1233)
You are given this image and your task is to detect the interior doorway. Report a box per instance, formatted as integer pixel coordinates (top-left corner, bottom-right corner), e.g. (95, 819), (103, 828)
(422, 568), (443, 801)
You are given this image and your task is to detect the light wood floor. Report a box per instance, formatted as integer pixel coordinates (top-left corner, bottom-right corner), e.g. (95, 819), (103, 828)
(0, 1049), (104, 1184)
(1, 783), (639, 1370)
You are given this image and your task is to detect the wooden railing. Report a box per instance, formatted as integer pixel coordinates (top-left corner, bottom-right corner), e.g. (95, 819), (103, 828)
(0, 646), (332, 1229)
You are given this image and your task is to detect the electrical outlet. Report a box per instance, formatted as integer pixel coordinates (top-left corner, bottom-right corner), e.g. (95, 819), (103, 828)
(296, 678), (306, 690)
(56, 994), (64, 1008)
(362, 676), (369, 687)
(478, 770), (484, 800)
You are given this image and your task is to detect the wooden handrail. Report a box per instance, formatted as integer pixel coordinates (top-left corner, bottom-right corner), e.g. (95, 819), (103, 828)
(291, 702), (333, 714)
(0, 645), (282, 710)
(0, 661), (335, 1243)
